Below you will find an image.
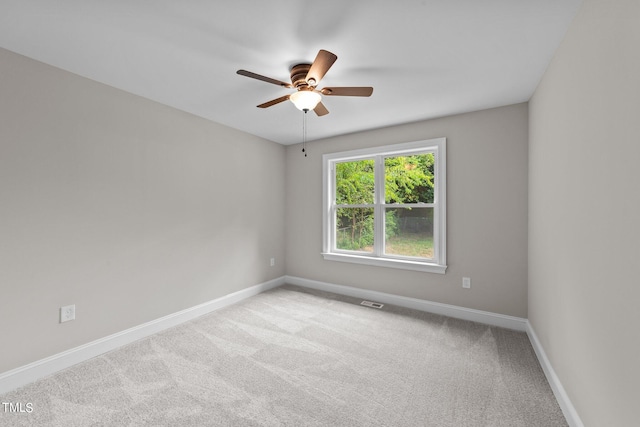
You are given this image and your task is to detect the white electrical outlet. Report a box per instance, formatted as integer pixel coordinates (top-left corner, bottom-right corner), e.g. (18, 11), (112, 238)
(462, 277), (471, 289)
(270, 258), (275, 267)
(60, 304), (76, 323)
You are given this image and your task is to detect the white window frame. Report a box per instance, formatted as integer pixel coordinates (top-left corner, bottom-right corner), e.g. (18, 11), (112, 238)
(322, 138), (447, 274)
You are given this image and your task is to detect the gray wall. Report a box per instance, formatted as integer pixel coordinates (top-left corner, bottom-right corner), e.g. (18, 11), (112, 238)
(286, 103), (529, 318)
(0, 48), (286, 373)
(528, 0), (640, 425)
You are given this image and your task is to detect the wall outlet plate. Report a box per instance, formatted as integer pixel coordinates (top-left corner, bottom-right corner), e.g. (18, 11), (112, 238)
(462, 277), (471, 289)
(60, 304), (76, 323)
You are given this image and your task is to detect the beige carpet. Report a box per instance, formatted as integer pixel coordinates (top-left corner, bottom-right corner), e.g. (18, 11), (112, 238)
(0, 285), (567, 426)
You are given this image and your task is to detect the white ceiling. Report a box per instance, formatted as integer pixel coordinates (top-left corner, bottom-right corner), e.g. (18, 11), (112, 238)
(0, 0), (582, 145)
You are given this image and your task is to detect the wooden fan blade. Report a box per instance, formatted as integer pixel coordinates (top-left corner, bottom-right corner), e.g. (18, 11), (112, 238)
(257, 95), (291, 108)
(305, 50), (337, 86)
(320, 87), (373, 97)
(314, 101), (329, 116)
(237, 70), (292, 88)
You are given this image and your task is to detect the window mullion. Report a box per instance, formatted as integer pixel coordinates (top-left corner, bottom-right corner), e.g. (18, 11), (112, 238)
(374, 155), (385, 256)
(329, 161), (336, 252)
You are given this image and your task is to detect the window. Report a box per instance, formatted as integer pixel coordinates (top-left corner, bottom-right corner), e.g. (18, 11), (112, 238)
(322, 138), (446, 273)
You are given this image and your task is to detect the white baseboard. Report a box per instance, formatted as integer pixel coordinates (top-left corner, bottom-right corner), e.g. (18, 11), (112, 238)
(284, 275), (528, 331)
(0, 276), (286, 395)
(526, 322), (584, 427)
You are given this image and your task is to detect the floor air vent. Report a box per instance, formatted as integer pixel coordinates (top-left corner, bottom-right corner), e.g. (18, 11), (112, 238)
(360, 300), (384, 309)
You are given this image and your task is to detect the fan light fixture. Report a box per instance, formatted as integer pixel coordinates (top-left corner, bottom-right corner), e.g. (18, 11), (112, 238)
(290, 90), (321, 111)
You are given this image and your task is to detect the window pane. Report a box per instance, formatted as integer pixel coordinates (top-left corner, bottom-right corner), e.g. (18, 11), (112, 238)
(336, 159), (375, 205)
(385, 207), (434, 258)
(336, 207), (374, 252)
(384, 154), (434, 203)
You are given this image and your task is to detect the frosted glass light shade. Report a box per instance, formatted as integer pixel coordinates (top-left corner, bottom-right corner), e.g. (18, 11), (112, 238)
(290, 90), (321, 111)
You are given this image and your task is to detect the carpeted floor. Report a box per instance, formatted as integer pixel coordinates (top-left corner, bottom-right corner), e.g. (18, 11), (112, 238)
(0, 285), (567, 426)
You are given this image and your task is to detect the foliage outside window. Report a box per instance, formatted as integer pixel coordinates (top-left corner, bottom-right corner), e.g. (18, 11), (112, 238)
(322, 138), (446, 273)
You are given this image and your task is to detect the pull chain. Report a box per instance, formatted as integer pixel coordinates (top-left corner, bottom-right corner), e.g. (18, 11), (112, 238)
(302, 109), (308, 157)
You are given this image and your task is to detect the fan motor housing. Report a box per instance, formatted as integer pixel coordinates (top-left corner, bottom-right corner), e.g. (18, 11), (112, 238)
(290, 64), (312, 88)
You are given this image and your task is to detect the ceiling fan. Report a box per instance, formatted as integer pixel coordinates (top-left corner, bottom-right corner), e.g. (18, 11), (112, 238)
(236, 49), (373, 116)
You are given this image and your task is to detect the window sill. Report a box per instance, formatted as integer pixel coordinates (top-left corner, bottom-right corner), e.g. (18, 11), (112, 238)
(321, 252), (447, 274)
